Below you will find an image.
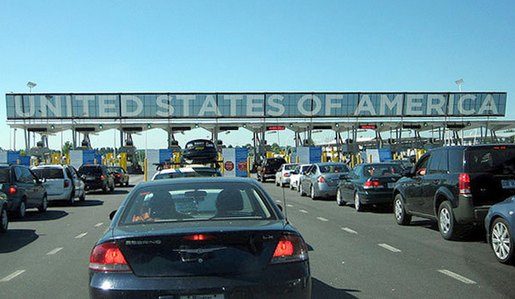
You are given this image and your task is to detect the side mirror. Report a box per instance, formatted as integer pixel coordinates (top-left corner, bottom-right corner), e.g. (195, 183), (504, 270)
(276, 204), (283, 212)
(81, 174), (87, 181)
(109, 210), (117, 220)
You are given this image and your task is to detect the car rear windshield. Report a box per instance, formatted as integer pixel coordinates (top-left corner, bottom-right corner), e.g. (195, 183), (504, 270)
(465, 147), (515, 174)
(364, 164), (404, 177)
(319, 164), (350, 173)
(79, 166), (102, 175)
(0, 168), (10, 183)
(265, 159), (285, 167)
(32, 168), (64, 179)
(153, 172), (185, 180)
(284, 164), (298, 170)
(120, 182), (275, 225)
(186, 140), (215, 149)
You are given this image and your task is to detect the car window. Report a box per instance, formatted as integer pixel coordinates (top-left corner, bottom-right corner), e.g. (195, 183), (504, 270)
(427, 150), (448, 174)
(21, 167), (36, 183)
(32, 168), (65, 179)
(448, 150), (464, 173)
(120, 182), (274, 225)
(0, 168), (10, 183)
(14, 167), (23, 182)
(284, 164), (297, 170)
(319, 164), (349, 173)
(415, 154), (430, 176)
(79, 166), (101, 175)
(465, 147), (515, 174)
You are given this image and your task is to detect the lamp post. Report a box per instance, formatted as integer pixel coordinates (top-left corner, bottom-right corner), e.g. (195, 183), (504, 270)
(27, 81), (37, 92)
(455, 79), (464, 92)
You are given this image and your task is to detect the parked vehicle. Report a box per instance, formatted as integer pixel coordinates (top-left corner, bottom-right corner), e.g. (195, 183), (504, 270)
(393, 144), (515, 240)
(89, 177), (311, 298)
(275, 163), (298, 187)
(485, 196), (515, 264)
(0, 192), (8, 233)
(257, 157), (286, 182)
(0, 164), (47, 218)
(182, 139), (218, 164)
(107, 166), (130, 187)
(32, 164), (85, 205)
(78, 164), (115, 193)
(299, 162), (350, 200)
(290, 164), (312, 191)
(336, 162), (404, 211)
(152, 166), (222, 180)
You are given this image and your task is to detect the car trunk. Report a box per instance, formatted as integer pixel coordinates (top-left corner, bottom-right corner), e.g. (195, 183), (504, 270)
(33, 168), (65, 196)
(465, 147), (515, 205)
(115, 220), (288, 278)
(367, 174), (402, 191)
(323, 173), (347, 187)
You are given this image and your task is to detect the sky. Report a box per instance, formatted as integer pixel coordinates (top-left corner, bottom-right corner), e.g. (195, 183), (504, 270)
(1, 0), (514, 151)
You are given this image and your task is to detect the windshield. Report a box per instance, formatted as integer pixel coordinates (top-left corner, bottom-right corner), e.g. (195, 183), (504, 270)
(120, 182), (274, 225)
(79, 167), (101, 175)
(32, 168), (64, 179)
(284, 164), (298, 170)
(319, 164), (350, 173)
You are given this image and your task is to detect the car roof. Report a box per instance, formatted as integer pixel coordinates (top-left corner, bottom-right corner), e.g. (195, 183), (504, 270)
(33, 165), (64, 169)
(138, 176), (256, 188)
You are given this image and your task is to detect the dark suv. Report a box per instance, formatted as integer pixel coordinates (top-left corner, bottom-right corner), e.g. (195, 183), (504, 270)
(78, 164), (115, 193)
(0, 164), (48, 218)
(393, 145), (515, 240)
(257, 158), (286, 182)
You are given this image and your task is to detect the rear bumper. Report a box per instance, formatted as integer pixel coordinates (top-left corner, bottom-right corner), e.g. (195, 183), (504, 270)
(358, 191), (393, 205)
(47, 192), (72, 201)
(85, 181), (106, 191)
(454, 196), (491, 225)
(316, 184), (338, 198)
(90, 263), (311, 299)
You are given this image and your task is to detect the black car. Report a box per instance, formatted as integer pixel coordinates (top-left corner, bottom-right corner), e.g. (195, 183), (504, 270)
(182, 139), (218, 164)
(89, 177), (311, 298)
(393, 144), (515, 240)
(257, 157), (287, 182)
(0, 192), (8, 233)
(336, 162), (404, 211)
(0, 164), (48, 218)
(79, 164), (115, 193)
(107, 166), (130, 187)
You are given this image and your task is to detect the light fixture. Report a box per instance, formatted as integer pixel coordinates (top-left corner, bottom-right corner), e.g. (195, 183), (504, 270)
(27, 81), (37, 92)
(195, 123), (199, 128)
(147, 124), (152, 129)
(50, 125), (55, 130)
(335, 123), (340, 128)
(99, 124), (103, 129)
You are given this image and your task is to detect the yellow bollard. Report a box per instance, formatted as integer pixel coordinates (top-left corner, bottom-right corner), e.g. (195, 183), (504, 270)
(144, 158), (148, 182)
(119, 153), (127, 171)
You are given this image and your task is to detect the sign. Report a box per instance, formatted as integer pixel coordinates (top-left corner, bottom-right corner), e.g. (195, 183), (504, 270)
(235, 148), (249, 177)
(266, 126), (286, 131)
(6, 92), (507, 119)
(222, 148), (248, 177)
(359, 124), (377, 130)
(224, 161), (234, 172)
(296, 147), (322, 164)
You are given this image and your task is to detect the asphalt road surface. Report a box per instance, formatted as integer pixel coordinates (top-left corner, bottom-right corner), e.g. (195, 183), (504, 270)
(1, 175), (514, 299)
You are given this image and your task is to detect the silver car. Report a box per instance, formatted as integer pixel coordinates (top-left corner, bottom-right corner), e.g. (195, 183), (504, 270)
(32, 165), (86, 205)
(299, 162), (350, 200)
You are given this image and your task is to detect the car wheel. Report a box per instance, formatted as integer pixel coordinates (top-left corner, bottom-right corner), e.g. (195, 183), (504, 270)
(38, 195), (48, 213)
(0, 207), (8, 233)
(102, 183), (108, 193)
(354, 192), (364, 212)
(438, 201), (460, 240)
(336, 189), (345, 206)
(394, 194), (412, 225)
(310, 186), (318, 200)
(79, 192), (85, 202)
(490, 218), (514, 264)
(276, 180), (280, 186)
(125, 181), (129, 187)
(68, 191), (75, 206)
(109, 182), (115, 192)
(17, 200), (26, 219)
(300, 184), (306, 196)
(289, 183), (294, 190)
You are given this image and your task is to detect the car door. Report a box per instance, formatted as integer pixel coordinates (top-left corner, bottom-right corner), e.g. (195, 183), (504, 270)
(301, 165), (314, 191)
(65, 166), (79, 199)
(13, 167), (30, 205)
(71, 166), (85, 195)
(422, 149), (448, 216)
(340, 165), (362, 201)
(25, 168), (43, 207)
(404, 153), (431, 213)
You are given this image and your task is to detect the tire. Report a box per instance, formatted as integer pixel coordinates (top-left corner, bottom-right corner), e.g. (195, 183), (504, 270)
(300, 184), (306, 196)
(310, 186), (318, 200)
(276, 180), (280, 187)
(125, 181), (129, 187)
(102, 183), (108, 193)
(0, 207), (8, 233)
(438, 201), (460, 240)
(109, 182), (115, 192)
(38, 195), (48, 213)
(490, 218), (514, 264)
(289, 183), (294, 190)
(16, 200), (26, 219)
(68, 191), (75, 206)
(79, 192), (85, 202)
(354, 192), (364, 212)
(336, 189), (345, 206)
(394, 194), (411, 225)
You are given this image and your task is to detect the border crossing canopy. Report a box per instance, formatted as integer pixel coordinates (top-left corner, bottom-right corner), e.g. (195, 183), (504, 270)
(6, 92), (506, 119)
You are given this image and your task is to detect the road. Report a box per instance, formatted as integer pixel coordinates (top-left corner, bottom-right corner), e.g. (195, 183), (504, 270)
(1, 175), (514, 299)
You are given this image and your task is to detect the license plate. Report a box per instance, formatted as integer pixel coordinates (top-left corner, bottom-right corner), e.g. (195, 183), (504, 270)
(195, 147), (205, 151)
(180, 295), (224, 299)
(501, 180), (515, 189)
(387, 183), (395, 189)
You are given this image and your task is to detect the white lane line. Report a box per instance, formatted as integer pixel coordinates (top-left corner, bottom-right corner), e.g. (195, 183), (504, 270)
(46, 247), (63, 255)
(438, 269), (477, 285)
(75, 232), (88, 239)
(286, 204), (294, 208)
(317, 217), (329, 222)
(378, 243), (402, 253)
(341, 227), (358, 234)
(94, 222), (104, 227)
(0, 270), (26, 282)
(299, 209), (308, 214)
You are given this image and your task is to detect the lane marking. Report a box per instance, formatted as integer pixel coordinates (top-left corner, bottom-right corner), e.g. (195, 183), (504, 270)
(75, 232), (88, 239)
(341, 227), (358, 234)
(0, 270), (26, 282)
(286, 204), (294, 208)
(46, 247), (63, 255)
(378, 243), (402, 253)
(438, 269), (477, 285)
(317, 217), (329, 222)
(299, 210), (308, 214)
(94, 222), (104, 227)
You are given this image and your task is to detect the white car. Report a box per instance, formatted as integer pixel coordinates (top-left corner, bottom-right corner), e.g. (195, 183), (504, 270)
(152, 166), (222, 180)
(290, 164), (312, 191)
(275, 163), (299, 187)
(32, 165), (86, 205)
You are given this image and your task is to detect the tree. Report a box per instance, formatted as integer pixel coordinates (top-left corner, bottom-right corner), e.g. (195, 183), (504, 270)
(62, 141), (73, 155)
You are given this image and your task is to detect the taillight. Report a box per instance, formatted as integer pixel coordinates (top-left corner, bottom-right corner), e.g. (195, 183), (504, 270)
(283, 172), (290, 177)
(459, 173), (471, 197)
(317, 176), (326, 183)
(89, 242), (131, 272)
(8, 185), (17, 195)
(363, 180), (384, 189)
(270, 234), (308, 264)
(183, 234), (215, 241)
(100, 175), (106, 180)
(115, 173), (121, 177)
(64, 180), (70, 188)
